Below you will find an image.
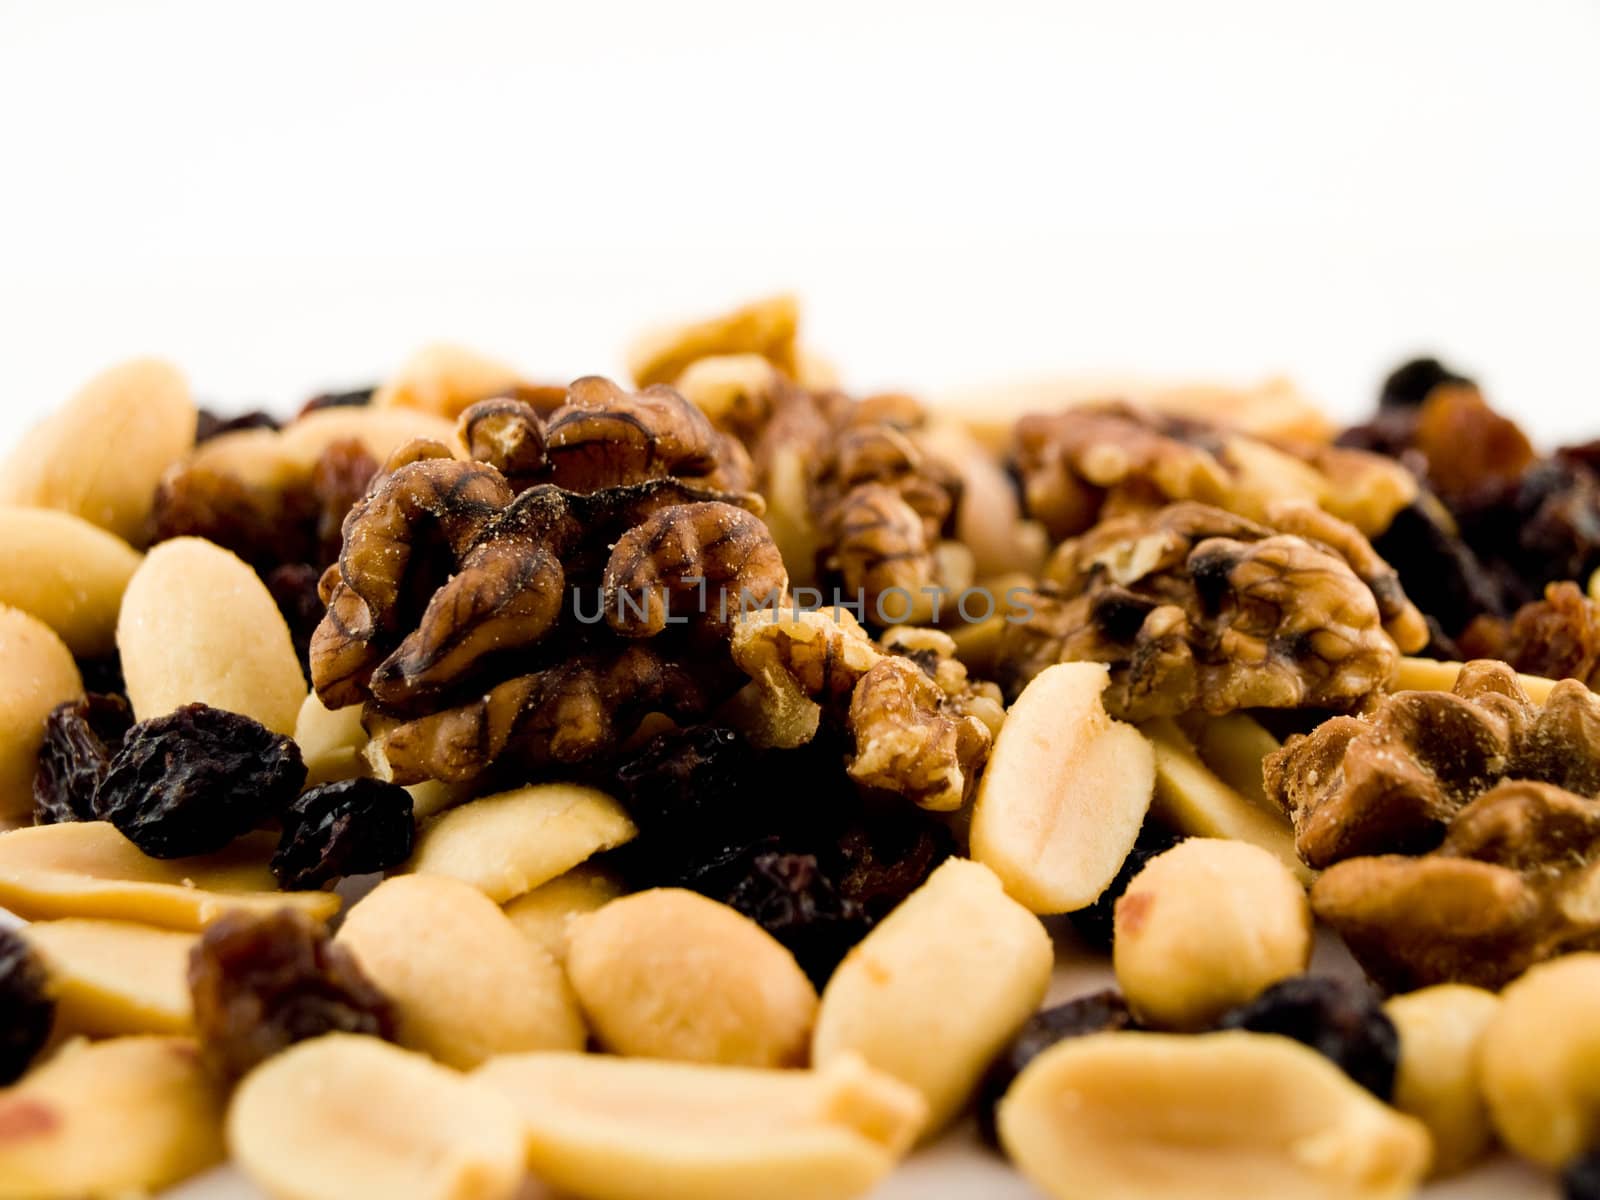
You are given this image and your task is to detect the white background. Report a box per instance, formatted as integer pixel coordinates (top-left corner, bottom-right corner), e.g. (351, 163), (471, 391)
(1, 0), (1597, 450)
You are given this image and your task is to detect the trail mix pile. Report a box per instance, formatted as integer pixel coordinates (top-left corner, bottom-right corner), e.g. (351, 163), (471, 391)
(4, 299), (1600, 1200)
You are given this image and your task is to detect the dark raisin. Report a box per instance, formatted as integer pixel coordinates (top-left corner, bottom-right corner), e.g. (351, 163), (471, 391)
(720, 849), (870, 989)
(0, 927), (56, 1085)
(94, 704), (306, 858)
(1371, 497), (1508, 636)
(272, 779), (415, 891)
(73, 653), (126, 698)
(1378, 357), (1473, 410)
(1563, 1148), (1600, 1200)
(266, 561), (326, 673)
(33, 693), (135, 825)
(1069, 821), (1183, 951)
(308, 439), (379, 565)
(188, 908), (393, 1080)
(298, 387), (375, 418)
(195, 408), (281, 445)
(1217, 975), (1399, 1100)
(835, 807), (954, 922)
(976, 990), (1137, 1147)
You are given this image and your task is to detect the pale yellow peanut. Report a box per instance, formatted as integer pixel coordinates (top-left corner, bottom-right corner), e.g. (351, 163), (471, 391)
(473, 1050), (924, 1200)
(294, 689), (369, 785)
(336, 873), (585, 1069)
(916, 420), (1048, 578)
(372, 343), (526, 418)
(0, 1036), (225, 1199)
(1385, 984), (1500, 1176)
(116, 537), (306, 736)
(812, 858), (1052, 1135)
(673, 353), (780, 426)
(277, 404), (461, 466)
(503, 864), (624, 965)
(0, 822), (339, 929)
(1185, 711), (1282, 810)
(566, 889), (817, 1068)
(1113, 838), (1311, 1030)
(0, 358), (197, 545)
(970, 662), (1155, 914)
(25, 919), (196, 1037)
(0, 607), (82, 824)
(1393, 656), (1558, 704)
(627, 294), (799, 388)
(228, 1034), (525, 1200)
(0, 508), (142, 657)
(407, 783), (636, 903)
(997, 1031), (1431, 1200)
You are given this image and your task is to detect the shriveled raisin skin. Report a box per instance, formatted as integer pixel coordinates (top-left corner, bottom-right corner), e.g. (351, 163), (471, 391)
(33, 693), (135, 826)
(271, 779), (415, 891)
(721, 849), (871, 989)
(195, 408), (281, 444)
(95, 704), (306, 858)
(1217, 975), (1399, 1100)
(188, 908), (394, 1081)
(0, 927), (56, 1085)
(1069, 821), (1183, 951)
(975, 990), (1137, 1147)
(1564, 1149), (1600, 1200)
(298, 387), (375, 417)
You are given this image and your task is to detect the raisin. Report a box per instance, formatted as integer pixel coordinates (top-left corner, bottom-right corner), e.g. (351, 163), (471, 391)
(266, 561), (326, 673)
(1379, 357), (1474, 410)
(33, 693), (135, 825)
(297, 387), (375, 418)
(188, 908), (394, 1080)
(720, 849), (870, 989)
(976, 990), (1137, 1147)
(1069, 820), (1183, 951)
(308, 438), (379, 565)
(94, 703), (306, 858)
(1371, 498), (1508, 637)
(1217, 975), (1399, 1100)
(195, 408), (281, 445)
(835, 807), (954, 922)
(0, 927), (55, 1085)
(272, 779), (415, 891)
(73, 652), (126, 699)
(1564, 1148), (1600, 1200)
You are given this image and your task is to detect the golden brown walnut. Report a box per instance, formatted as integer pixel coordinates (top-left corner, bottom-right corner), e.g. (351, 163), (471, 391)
(1459, 581), (1600, 689)
(1011, 402), (1415, 541)
(996, 502), (1423, 723)
(1265, 661), (1600, 870)
(1311, 779), (1600, 991)
(727, 608), (885, 749)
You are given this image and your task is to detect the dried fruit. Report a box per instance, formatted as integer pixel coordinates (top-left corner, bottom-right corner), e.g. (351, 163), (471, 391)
(717, 848), (871, 990)
(0, 605), (83, 825)
(0, 926), (55, 1085)
(195, 408), (279, 443)
(271, 778), (415, 890)
(1461, 580), (1600, 688)
(33, 692), (134, 825)
(1566, 1152), (1600, 1200)
(1369, 495), (1506, 638)
(95, 703), (306, 859)
(975, 989), (1137, 1146)
(1217, 975), (1398, 1100)
(188, 907), (394, 1081)
(25, 918), (197, 1037)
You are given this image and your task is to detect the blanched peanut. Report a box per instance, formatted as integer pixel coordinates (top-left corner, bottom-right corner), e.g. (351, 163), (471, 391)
(970, 662), (1155, 914)
(1142, 718), (1308, 883)
(997, 1030), (1432, 1200)
(0, 358), (197, 545)
(627, 293), (799, 388)
(116, 537), (306, 736)
(294, 690), (369, 785)
(0, 822), (340, 929)
(566, 889), (817, 1068)
(228, 1034), (525, 1200)
(916, 420), (1048, 578)
(336, 874), (585, 1069)
(503, 864), (624, 965)
(0, 607), (81, 824)
(673, 353), (780, 425)
(1186, 711), (1282, 810)
(1393, 655), (1557, 705)
(26, 919), (197, 1037)
(812, 858), (1052, 1135)
(473, 1050), (925, 1200)
(1113, 838), (1311, 1030)
(1384, 984), (1500, 1175)
(276, 405), (462, 467)
(0, 1036), (225, 1198)
(1479, 952), (1600, 1166)
(407, 783), (637, 903)
(0, 508), (142, 657)
(372, 343), (527, 418)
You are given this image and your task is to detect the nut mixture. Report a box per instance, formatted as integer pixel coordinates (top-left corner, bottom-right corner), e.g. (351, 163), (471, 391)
(4, 301), (1600, 1200)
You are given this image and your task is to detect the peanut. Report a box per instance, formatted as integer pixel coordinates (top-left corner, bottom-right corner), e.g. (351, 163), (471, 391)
(1113, 838), (1312, 1030)
(1393, 655), (1557, 705)
(502, 864), (624, 965)
(276, 404), (462, 466)
(335, 873), (585, 1069)
(672, 353), (780, 426)
(116, 536), (306, 736)
(0, 508), (142, 657)
(371, 343), (527, 419)
(565, 889), (818, 1068)
(627, 293), (799, 388)
(0, 358), (197, 545)
(812, 857), (1053, 1135)
(1384, 984), (1500, 1176)
(472, 1050), (924, 1200)
(1186, 711), (1282, 810)
(1479, 952), (1600, 1166)
(0, 822), (339, 929)
(25, 918), (196, 1037)
(0, 607), (82, 824)
(997, 1030), (1432, 1200)
(293, 689), (369, 786)
(0, 1036), (225, 1198)
(227, 1034), (525, 1200)
(916, 420), (1048, 578)
(407, 783), (637, 904)
(970, 662), (1155, 914)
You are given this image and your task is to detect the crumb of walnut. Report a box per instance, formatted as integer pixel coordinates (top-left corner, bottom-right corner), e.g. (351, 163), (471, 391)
(188, 908), (395, 1080)
(1311, 779), (1600, 991)
(1266, 661), (1600, 870)
(995, 502), (1422, 723)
